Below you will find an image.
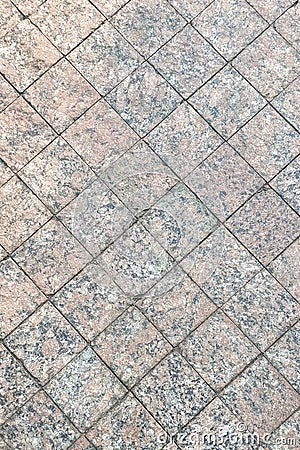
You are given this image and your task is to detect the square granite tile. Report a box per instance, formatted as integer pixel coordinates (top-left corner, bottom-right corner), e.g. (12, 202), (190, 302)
(150, 25), (225, 98)
(93, 306), (171, 387)
(52, 263), (131, 341)
(265, 409), (300, 450)
(0, 437), (10, 449)
(0, 391), (79, 450)
(106, 63), (181, 137)
(98, 222), (174, 296)
(181, 227), (261, 305)
(168, 0), (213, 20)
(275, 3), (299, 52)
(0, 176), (51, 253)
(226, 188), (300, 265)
(224, 270), (300, 351)
(0, 344), (38, 425)
(58, 178), (134, 256)
(63, 100), (139, 175)
(186, 144), (263, 221)
(0, 97), (56, 171)
(267, 323), (300, 393)
(5, 302), (85, 383)
(268, 237), (300, 301)
(0, 75), (17, 112)
(19, 137), (96, 213)
(193, 0), (267, 60)
(233, 29), (300, 100)
(0, 258), (46, 339)
(229, 105), (300, 180)
(87, 393), (167, 449)
(220, 357), (300, 433)
(145, 103), (223, 178)
(247, 0), (295, 22)
(177, 397), (240, 449)
(133, 351), (213, 433)
(111, 0), (185, 58)
(69, 21), (142, 95)
(0, 0), (22, 40)
(0, 245), (7, 261)
(90, 0), (129, 17)
(30, 0), (104, 54)
(69, 437), (95, 450)
(272, 77), (300, 131)
(180, 310), (258, 390)
(0, 20), (60, 91)
(24, 59), (99, 133)
(271, 155), (300, 214)
(12, 218), (92, 295)
(0, 161), (13, 188)
(189, 65), (266, 139)
(45, 347), (126, 431)
(138, 265), (216, 345)
(141, 183), (218, 260)
(101, 141), (178, 215)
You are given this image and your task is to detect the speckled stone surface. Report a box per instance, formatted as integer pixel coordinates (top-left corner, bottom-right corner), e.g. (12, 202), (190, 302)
(150, 25), (225, 98)
(45, 347), (126, 431)
(193, 0), (267, 60)
(93, 306), (171, 387)
(229, 105), (300, 180)
(1, 1), (299, 447)
(190, 65), (266, 138)
(233, 28), (300, 100)
(227, 188), (300, 264)
(186, 144), (264, 220)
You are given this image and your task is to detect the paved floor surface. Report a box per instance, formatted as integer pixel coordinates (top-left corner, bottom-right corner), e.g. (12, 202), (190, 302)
(0, 0), (299, 449)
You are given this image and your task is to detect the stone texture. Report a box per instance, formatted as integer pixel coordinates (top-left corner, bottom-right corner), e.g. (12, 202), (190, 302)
(0, 0), (22, 39)
(275, 2), (300, 52)
(272, 76), (300, 131)
(0, 75), (17, 113)
(247, 0), (295, 22)
(271, 154), (300, 214)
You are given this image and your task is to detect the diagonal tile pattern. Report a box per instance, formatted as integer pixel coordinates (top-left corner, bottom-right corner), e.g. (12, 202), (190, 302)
(0, 0), (299, 448)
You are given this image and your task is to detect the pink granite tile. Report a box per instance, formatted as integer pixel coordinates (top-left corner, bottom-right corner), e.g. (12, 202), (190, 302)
(193, 0), (267, 60)
(133, 351), (213, 433)
(141, 183), (218, 260)
(69, 21), (142, 95)
(224, 270), (300, 351)
(0, 20), (61, 91)
(271, 154), (300, 214)
(12, 218), (92, 295)
(272, 77), (300, 131)
(24, 59), (99, 133)
(58, 178), (134, 256)
(90, 0), (129, 17)
(69, 437), (95, 450)
(106, 63), (181, 137)
(52, 262), (131, 341)
(12, 0), (46, 15)
(265, 409), (300, 449)
(181, 226), (261, 305)
(275, 2), (299, 51)
(186, 144), (263, 221)
(0, 344), (38, 425)
(101, 141), (178, 214)
(168, 0), (213, 20)
(247, 0), (295, 22)
(31, 0), (104, 54)
(0, 97), (56, 171)
(226, 188), (300, 265)
(180, 310), (258, 390)
(0, 0), (22, 39)
(5, 302), (85, 383)
(268, 237), (300, 301)
(19, 137), (96, 213)
(229, 105), (300, 180)
(190, 65), (266, 138)
(0, 258), (46, 339)
(150, 25), (225, 98)
(233, 29), (300, 100)
(221, 357), (300, 434)
(0, 75), (17, 112)
(145, 103), (223, 178)
(0, 392), (79, 449)
(45, 347), (126, 431)
(63, 100), (139, 175)
(138, 265), (216, 345)
(111, 0), (185, 58)
(0, 176), (51, 252)
(87, 394), (167, 449)
(0, 161), (13, 188)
